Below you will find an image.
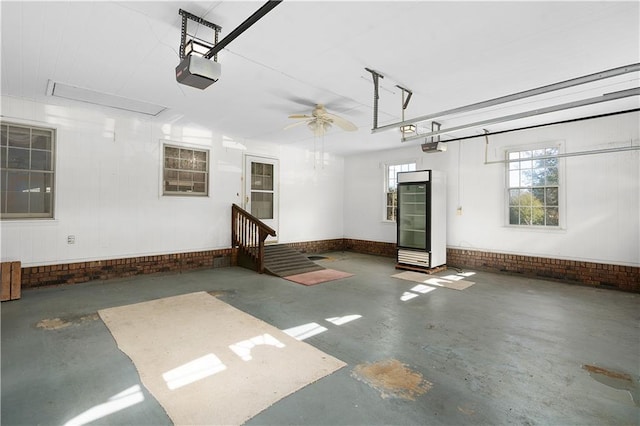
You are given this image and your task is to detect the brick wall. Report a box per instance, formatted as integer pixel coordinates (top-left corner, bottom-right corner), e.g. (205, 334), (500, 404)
(18, 239), (639, 293)
(21, 249), (234, 289)
(283, 239), (345, 254)
(342, 239), (396, 258)
(447, 248), (639, 292)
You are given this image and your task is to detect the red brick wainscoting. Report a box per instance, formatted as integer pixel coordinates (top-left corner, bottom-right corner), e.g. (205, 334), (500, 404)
(447, 248), (639, 293)
(17, 240), (639, 293)
(283, 239), (345, 255)
(21, 249), (234, 289)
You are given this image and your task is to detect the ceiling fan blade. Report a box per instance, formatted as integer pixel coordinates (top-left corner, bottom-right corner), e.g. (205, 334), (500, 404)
(288, 114), (313, 119)
(325, 113), (357, 131)
(284, 120), (311, 130)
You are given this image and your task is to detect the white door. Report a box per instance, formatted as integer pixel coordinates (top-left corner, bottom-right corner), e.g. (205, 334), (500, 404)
(244, 155), (279, 242)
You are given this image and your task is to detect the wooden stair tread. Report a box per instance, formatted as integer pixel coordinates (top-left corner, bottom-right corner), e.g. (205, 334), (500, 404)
(263, 245), (325, 277)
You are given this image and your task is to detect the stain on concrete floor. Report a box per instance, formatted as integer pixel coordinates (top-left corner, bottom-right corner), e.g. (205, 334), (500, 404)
(352, 359), (432, 400)
(582, 364), (639, 406)
(36, 313), (99, 330)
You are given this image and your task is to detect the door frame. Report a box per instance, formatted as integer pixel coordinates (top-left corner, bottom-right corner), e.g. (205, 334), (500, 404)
(243, 154), (279, 243)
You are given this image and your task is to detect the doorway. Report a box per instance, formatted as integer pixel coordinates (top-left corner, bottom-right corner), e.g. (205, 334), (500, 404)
(244, 154), (279, 242)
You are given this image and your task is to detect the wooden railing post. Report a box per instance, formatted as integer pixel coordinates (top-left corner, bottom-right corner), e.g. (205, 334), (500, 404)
(231, 204), (276, 273)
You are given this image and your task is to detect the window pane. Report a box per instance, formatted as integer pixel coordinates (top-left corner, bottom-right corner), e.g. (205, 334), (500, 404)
(251, 192), (273, 219)
(545, 207), (559, 226)
(532, 168), (546, 186)
(520, 207), (532, 225)
(519, 190), (532, 206)
(532, 188), (544, 204)
(8, 126), (30, 148)
(29, 172), (46, 192)
(509, 207), (519, 225)
(29, 191), (45, 213)
(1, 125), (7, 146)
(545, 187), (558, 206)
(546, 167), (559, 185)
(31, 129), (52, 150)
(251, 162), (273, 190)
(6, 192), (28, 213)
(509, 189), (520, 205)
(509, 170), (519, 186)
(386, 207), (395, 221)
(7, 170), (29, 192)
(31, 150), (51, 171)
(520, 169), (532, 186)
(532, 207), (545, 225)
(165, 146), (179, 158)
(8, 148), (30, 169)
(44, 192), (52, 213)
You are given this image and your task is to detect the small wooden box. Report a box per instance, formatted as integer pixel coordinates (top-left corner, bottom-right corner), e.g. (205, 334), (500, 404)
(1, 261), (21, 301)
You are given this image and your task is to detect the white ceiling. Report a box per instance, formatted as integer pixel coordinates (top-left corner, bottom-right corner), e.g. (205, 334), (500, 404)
(2, 1), (639, 155)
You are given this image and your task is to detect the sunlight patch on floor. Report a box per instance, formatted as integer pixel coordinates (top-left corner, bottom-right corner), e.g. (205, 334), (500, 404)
(229, 334), (286, 361)
(282, 322), (328, 341)
(63, 385), (144, 426)
(163, 353), (227, 390)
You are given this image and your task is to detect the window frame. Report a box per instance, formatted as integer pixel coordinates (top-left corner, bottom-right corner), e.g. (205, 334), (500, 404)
(1, 121), (56, 220)
(505, 143), (563, 229)
(162, 142), (210, 197)
(383, 161), (417, 222)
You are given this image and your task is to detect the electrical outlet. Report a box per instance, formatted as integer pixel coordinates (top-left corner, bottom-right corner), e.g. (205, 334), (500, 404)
(67, 235), (76, 244)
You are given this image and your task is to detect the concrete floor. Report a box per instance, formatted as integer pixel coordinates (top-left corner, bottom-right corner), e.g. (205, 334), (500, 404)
(2, 251), (639, 425)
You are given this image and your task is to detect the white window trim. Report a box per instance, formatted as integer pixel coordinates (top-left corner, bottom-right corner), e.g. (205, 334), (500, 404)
(503, 140), (566, 230)
(1, 121), (57, 220)
(382, 160), (417, 223)
(160, 140), (210, 197)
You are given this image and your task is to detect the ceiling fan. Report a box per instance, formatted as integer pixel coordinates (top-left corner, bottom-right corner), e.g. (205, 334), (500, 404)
(285, 104), (357, 136)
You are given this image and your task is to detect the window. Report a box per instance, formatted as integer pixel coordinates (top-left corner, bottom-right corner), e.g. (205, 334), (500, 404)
(507, 147), (559, 226)
(163, 144), (209, 196)
(385, 162), (416, 221)
(250, 161), (274, 219)
(1, 122), (55, 219)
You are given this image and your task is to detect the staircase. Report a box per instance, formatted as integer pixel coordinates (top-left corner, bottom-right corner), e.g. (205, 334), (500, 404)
(263, 245), (325, 277)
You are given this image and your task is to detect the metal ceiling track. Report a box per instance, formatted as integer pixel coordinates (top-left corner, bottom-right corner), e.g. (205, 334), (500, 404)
(203, 0), (282, 60)
(179, 1), (281, 62)
(402, 87), (640, 142)
(368, 63), (640, 134)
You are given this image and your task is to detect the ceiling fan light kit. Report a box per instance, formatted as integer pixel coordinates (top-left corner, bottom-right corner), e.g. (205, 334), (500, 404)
(286, 104), (357, 136)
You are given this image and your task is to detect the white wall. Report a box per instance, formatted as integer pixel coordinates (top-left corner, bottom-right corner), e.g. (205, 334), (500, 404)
(3, 95), (638, 268)
(344, 112), (640, 267)
(0, 96), (344, 266)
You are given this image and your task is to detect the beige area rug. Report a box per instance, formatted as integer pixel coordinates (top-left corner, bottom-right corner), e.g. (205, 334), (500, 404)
(98, 292), (346, 425)
(284, 269), (354, 286)
(392, 271), (475, 290)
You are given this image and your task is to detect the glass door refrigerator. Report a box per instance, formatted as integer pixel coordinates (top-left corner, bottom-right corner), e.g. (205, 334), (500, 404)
(396, 170), (446, 270)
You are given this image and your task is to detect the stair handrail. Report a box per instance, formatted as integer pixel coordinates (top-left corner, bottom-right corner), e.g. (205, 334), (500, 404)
(231, 204), (276, 273)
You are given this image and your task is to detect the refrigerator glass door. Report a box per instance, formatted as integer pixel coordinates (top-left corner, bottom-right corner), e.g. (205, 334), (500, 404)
(398, 183), (427, 249)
